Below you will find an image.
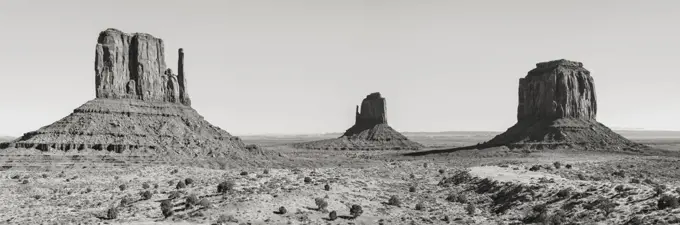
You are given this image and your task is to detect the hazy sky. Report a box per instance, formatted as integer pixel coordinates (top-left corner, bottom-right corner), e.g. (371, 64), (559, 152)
(1, 0), (679, 136)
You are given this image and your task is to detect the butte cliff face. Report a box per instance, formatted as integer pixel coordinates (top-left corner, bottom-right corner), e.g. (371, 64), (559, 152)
(293, 92), (424, 150)
(0, 29), (270, 159)
(482, 59), (644, 151)
(95, 28), (191, 106)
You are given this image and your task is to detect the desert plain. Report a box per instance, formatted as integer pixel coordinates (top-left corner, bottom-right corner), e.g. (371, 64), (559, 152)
(2, 131), (680, 225)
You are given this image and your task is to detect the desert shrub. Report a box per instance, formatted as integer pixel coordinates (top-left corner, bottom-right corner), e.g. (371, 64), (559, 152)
(553, 161), (562, 169)
(556, 187), (573, 199)
(466, 203), (476, 215)
(612, 170), (626, 178)
(565, 164), (572, 169)
(324, 184), (331, 191)
(409, 186), (416, 192)
(658, 194), (679, 210)
(439, 170), (473, 187)
(439, 169), (446, 174)
(41, 174), (48, 178)
(631, 178), (641, 184)
(584, 196), (616, 215)
(529, 165), (541, 171)
(185, 178), (194, 186)
(263, 169), (269, 174)
(176, 180), (186, 189)
(523, 204), (549, 223)
(350, 205), (363, 218)
(216, 214), (238, 224)
(644, 178), (655, 185)
(107, 207), (119, 219)
(656, 185), (668, 196)
(141, 190), (153, 200)
(168, 191), (181, 199)
(119, 196), (132, 207)
(198, 199), (211, 208)
(160, 200), (173, 218)
(279, 206), (287, 214)
(444, 215), (450, 222)
(113, 176), (119, 180)
(315, 198), (328, 210)
(627, 216), (643, 225)
(142, 183), (150, 189)
(304, 177), (312, 183)
(217, 180), (235, 194)
(10, 174), (20, 179)
(615, 185), (626, 193)
(154, 183), (159, 189)
(446, 193), (468, 204)
(577, 173), (586, 180)
(186, 194), (199, 207)
(167, 180), (174, 186)
(415, 202), (425, 211)
(170, 169), (178, 174)
(409, 174), (416, 179)
(329, 211), (337, 221)
(423, 162), (428, 168)
(119, 184), (127, 191)
(388, 195), (402, 207)
(22, 180), (29, 184)
(85, 187), (93, 193)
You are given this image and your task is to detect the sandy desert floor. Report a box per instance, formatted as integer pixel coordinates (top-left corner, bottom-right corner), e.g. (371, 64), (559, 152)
(2, 133), (680, 225)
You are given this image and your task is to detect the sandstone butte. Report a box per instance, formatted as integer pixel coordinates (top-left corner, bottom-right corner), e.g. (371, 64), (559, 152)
(293, 92), (424, 150)
(0, 28), (274, 160)
(480, 59), (647, 151)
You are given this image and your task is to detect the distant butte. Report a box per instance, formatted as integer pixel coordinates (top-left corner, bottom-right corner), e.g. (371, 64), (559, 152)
(479, 59), (647, 151)
(293, 92), (424, 150)
(0, 28), (275, 159)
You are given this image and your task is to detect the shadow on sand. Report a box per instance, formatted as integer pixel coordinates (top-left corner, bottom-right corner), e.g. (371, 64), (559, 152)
(402, 144), (483, 157)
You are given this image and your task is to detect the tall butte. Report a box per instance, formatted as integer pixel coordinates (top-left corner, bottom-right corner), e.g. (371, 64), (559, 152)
(0, 28), (270, 159)
(480, 59), (646, 151)
(293, 92), (424, 150)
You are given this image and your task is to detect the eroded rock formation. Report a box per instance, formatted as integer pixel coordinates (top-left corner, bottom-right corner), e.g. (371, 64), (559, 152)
(481, 59), (645, 151)
(0, 28), (275, 160)
(293, 92), (423, 150)
(95, 28), (190, 106)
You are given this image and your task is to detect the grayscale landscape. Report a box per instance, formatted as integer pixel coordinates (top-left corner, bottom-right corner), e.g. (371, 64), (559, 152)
(2, 1), (680, 225)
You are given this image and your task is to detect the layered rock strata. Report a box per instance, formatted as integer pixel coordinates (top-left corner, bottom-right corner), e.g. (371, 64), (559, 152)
(0, 28), (270, 159)
(293, 92), (424, 150)
(481, 59), (645, 150)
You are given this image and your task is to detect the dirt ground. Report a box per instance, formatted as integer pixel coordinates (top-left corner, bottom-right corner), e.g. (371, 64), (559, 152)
(1, 132), (680, 225)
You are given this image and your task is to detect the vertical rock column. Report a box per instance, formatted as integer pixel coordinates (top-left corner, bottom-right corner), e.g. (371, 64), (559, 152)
(178, 48), (191, 106)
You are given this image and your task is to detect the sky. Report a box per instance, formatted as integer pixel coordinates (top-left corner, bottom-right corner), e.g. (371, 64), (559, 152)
(0, 0), (679, 137)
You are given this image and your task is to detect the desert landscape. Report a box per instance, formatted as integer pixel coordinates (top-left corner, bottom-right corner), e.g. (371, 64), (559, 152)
(1, 28), (680, 225)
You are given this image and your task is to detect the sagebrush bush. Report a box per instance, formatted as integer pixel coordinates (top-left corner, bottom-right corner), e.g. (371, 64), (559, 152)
(142, 183), (150, 189)
(107, 207), (119, 219)
(198, 199), (211, 208)
(556, 188), (572, 199)
(160, 200), (173, 218)
(119, 197), (131, 207)
(655, 184), (667, 196)
(217, 181), (235, 194)
(565, 164), (572, 169)
(630, 178), (641, 184)
(439, 169), (446, 174)
(388, 195), (402, 207)
(263, 169), (270, 174)
(141, 190), (153, 200)
(216, 214), (237, 224)
(466, 203), (476, 215)
(350, 205), (363, 218)
(409, 186), (416, 192)
(154, 183), (159, 189)
(22, 180), (29, 184)
(119, 184), (127, 191)
(240, 171), (248, 176)
(553, 161), (562, 169)
(415, 202), (425, 211)
(615, 185), (626, 193)
(185, 178), (194, 186)
(279, 206), (287, 214)
(446, 193), (468, 204)
(41, 174), (48, 178)
(658, 194), (679, 210)
(329, 211), (337, 221)
(304, 177), (312, 183)
(186, 194), (199, 207)
(176, 180), (186, 189)
(315, 198), (328, 210)
(168, 191), (181, 199)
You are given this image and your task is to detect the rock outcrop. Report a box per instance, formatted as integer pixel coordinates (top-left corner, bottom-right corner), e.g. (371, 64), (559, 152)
(481, 59), (645, 151)
(94, 28), (190, 106)
(293, 92), (424, 150)
(0, 28), (274, 160)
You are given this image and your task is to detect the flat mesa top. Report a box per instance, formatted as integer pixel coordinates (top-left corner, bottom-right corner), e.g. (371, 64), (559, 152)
(535, 59), (584, 69)
(366, 92), (383, 99)
(99, 28), (161, 40)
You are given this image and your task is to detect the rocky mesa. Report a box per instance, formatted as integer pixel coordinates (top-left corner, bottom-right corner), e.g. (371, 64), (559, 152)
(480, 59), (646, 151)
